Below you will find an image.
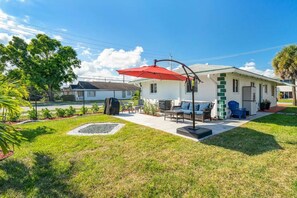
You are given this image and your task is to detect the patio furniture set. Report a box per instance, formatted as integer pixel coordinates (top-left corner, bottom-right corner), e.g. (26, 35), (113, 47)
(121, 99), (246, 122)
(164, 101), (214, 123)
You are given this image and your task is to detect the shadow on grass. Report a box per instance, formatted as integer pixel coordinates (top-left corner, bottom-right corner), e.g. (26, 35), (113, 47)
(202, 128), (283, 156)
(0, 152), (83, 197)
(20, 126), (55, 142)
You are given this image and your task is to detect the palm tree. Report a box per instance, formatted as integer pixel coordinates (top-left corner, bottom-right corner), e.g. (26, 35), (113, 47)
(272, 45), (297, 106)
(0, 75), (28, 154)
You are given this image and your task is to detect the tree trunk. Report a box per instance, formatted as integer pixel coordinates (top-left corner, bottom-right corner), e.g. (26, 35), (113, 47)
(292, 78), (297, 106)
(47, 87), (55, 102)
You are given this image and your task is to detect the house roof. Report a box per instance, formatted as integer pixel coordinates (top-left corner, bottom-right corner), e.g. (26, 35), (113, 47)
(70, 81), (140, 91)
(131, 64), (289, 85)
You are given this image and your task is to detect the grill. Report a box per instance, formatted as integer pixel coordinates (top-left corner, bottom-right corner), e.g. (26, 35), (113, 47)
(158, 100), (172, 112)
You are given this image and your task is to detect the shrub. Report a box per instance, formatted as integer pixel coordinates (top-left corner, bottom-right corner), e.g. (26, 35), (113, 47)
(55, 108), (66, 117)
(28, 109), (38, 120)
(91, 104), (100, 113)
(7, 112), (21, 122)
(150, 103), (158, 116)
(65, 106), (76, 117)
(62, 95), (75, 101)
(143, 102), (150, 114)
(41, 108), (52, 119)
(80, 106), (88, 114)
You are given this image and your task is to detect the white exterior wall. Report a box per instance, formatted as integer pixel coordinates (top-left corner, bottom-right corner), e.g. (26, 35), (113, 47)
(140, 75), (218, 117)
(225, 73), (277, 109)
(139, 72), (278, 119)
(74, 90), (133, 101)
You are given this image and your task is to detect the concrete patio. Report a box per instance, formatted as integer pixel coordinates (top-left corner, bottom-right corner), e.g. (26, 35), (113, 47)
(114, 112), (272, 141)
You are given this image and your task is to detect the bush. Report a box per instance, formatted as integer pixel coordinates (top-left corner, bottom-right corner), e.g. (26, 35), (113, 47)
(80, 106), (88, 114)
(91, 104), (100, 113)
(7, 112), (21, 122)
(65, 106), (76, 117)
(41, 108), (52, 119)
(28, 109), (38, 120)
(62, 95), (76, 101)
(55, 108), (66, 117)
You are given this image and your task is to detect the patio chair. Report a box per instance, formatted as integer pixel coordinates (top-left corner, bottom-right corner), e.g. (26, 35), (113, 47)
(120, 101), (135, 113)
(134, 99), (144, 113)
(228, 100), (246, 119)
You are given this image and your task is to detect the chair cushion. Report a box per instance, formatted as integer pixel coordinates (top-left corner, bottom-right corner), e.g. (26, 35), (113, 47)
(199, 103), (209, 111)
(195, 110), (203, 115)
(182, 110), (192, 115)
(189, 103), (200, 111)
(181, 102), (190, 110)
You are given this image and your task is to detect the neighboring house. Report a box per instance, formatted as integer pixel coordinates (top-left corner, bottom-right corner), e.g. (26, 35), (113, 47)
(64, 81), (139, 101)
(131, 64), (287, 119)
(277, 79), (297, 99)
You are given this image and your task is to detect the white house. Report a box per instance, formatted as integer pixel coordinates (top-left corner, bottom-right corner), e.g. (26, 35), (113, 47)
(131, 64), (286, 119)
(277, 79), (297, 99)
(64, 81), (139, 101)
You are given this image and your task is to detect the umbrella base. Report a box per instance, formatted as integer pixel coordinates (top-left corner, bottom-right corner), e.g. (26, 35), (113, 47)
(177, 126), (212, 139)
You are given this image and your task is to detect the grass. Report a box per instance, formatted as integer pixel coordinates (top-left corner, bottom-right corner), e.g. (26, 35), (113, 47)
(281, 106), (297, 114)
(278, 98), (293, 103)
(0, 113), (296, 197)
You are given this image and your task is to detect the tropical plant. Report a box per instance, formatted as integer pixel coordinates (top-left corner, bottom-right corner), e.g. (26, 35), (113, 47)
(55, 108), (66, 117)
(28, 109), (38, 120)
(41, 108), (52, 119)
(272, 45), (297, 106)
(91, 104), (100, 113)
(0, 122), (24, 154)
(0, 75), (29, 154)
(65, 106), (76, 117)
(80, 106), (88, 115)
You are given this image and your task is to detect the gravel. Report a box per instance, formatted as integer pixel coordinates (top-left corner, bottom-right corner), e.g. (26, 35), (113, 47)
(78, 124), (118, 134)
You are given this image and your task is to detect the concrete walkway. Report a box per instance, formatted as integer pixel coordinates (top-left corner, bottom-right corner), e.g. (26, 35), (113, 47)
(114, 112), (272, 141)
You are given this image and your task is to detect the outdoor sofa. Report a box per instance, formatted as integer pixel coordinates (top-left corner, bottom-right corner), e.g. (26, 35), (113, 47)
(172, 101), (214, 122)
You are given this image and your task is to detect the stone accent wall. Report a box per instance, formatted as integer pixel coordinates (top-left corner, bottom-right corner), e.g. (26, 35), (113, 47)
(217, 73), (226, 119)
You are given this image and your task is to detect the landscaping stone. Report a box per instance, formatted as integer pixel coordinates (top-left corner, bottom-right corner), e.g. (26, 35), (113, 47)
(67, 123), (125, 136)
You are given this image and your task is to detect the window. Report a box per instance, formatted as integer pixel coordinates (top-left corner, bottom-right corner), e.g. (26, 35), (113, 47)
(271, 85), (275, 96)
(87, 91), (96, 97)
(186, 80), (198, 93)
(127, 91), (131, 96)
(233, 79), (239, 92)
(122, 91), (126, 98)
(251, 82), (255, 87)
(264, 85), (267, 93)
(77, 91), (84, 97)
(150, 83), (157, 93)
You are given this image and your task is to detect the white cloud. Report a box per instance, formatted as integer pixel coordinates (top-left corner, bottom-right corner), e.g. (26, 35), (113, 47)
(53, 34), (63, 41)
(81, 48), (92, 56)
(240, 61), (275, 78)
(0, 33), (12, 43)
(23, 15), (30, 23)
(0, 9), (43, 43)
(74, 46), (146, 81)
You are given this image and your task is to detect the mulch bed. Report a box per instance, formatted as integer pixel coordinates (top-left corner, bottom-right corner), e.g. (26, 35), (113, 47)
(0, 150), (14, 161)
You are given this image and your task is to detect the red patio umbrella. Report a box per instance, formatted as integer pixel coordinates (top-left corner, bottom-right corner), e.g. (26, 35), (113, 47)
(117, 65), (187, 81)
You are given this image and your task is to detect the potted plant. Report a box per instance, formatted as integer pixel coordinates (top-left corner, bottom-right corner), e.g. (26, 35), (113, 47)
(264, 99), (271, 110)
(260, 101), (266, 111)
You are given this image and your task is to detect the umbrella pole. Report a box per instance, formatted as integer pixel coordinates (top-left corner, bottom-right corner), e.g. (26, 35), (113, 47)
(192, 82), (195, 130)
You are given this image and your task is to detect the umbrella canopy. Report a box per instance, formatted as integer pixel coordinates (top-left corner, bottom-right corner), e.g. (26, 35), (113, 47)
(117, 65), (187, 81)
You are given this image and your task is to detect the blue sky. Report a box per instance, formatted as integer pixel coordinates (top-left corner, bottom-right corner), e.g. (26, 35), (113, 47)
(1, 0), (297, 79)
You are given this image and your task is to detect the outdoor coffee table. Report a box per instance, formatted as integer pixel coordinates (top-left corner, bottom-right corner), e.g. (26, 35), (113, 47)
(164, 110), (184, 123)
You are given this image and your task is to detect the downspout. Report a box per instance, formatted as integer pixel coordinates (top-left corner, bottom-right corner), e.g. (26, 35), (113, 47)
(207, 74), (218, 119)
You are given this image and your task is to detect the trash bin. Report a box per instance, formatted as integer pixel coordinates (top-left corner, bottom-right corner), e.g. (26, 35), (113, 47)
(104, 98), (120, 115)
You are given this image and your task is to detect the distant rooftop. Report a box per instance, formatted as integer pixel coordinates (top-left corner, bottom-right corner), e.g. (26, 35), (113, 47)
(70, 81), (140, 91)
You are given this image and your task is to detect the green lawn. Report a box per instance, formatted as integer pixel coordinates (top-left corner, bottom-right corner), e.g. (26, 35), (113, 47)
(0, 111), (297, 197)
(278, 98), (293, 103)
(281, 106), (297, 114)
